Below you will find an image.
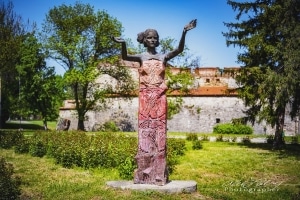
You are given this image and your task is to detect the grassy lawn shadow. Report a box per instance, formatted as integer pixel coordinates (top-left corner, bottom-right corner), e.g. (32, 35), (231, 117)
(3, 121), (45, 130)
(237, 142), (300, 160)
(3, 120), (57, 131)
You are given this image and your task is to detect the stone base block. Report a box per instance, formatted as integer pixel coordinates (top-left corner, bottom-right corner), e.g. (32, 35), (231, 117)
(106, 180), (197, 194)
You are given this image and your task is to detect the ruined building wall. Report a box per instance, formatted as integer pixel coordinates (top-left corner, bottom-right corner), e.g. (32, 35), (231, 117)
(59, 66), (298, 135)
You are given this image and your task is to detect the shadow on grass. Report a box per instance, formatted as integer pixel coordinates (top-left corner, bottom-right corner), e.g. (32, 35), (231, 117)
(237, 142), (300, 160)
(3, 122), (45, 130)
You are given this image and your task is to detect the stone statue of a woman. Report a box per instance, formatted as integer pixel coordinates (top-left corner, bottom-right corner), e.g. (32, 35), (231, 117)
(112, 19), (196, 185)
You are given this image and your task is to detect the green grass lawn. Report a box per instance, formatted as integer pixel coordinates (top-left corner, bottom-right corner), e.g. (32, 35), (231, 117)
(173, 142), (300, 199)
(1, 140), (299, 200)
(1, 121), (299, 199)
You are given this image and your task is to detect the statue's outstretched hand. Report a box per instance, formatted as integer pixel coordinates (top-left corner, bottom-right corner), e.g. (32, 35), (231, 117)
(184, 19), (197, 32)
(111, 36), (125, 43)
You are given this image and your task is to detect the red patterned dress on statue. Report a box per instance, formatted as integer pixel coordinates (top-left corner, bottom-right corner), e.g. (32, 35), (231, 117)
(134, 59), (168, 186)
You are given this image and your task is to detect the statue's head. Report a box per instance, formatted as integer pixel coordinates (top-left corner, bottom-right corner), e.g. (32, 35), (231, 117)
(137, 29), (160, 47)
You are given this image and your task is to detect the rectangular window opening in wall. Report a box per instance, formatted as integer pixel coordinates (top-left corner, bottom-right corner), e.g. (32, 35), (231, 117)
(216, 78), (220, 82)
(216, 118), (220, 123)
(206, 78), (210, 83)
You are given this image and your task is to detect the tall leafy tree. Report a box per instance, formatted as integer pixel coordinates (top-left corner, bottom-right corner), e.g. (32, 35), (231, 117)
(223, 0), (300, 148)
(159, 37), (201, 69)
(17, 34), (65, 130)
(41, 2), (134, 130)
(160, 38), (199, 119)
(0, 1), (30, 126)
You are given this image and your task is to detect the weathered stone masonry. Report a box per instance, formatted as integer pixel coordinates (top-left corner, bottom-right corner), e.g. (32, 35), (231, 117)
(59, 65), (299, 135)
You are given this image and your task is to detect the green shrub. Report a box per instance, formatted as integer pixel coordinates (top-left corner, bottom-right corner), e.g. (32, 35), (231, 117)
(236, 124), (253, 135)
(59, 149), (82, 168)
(117, 137), (186, 178)
(167, 138), (186, 174)
(101, 121), (120, 132)
(51, 132), (89, 168)
(13, 131), (186, 179)
(14, 138), (30, 154)
(242, 136), (251, 144)
(82, 148), (105, 168)
(186, 133), (198, 141)
(29, 140), (47, 157)
(216, 135), (224, 142)
(167, 138), (186, 156)
(0, 130), (24, 149)
(213, 123), (253, 135)
(118, 157), (136, 180)
(46, 141), (58, 157)
(213, 123), (234, 134)
(201, 135), (209, 141)
(0, 157), (21, 200)
(192, 140), (202, 150)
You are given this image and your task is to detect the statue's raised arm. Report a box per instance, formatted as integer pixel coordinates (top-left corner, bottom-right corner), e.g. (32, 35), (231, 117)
(165, 19), (197, 61)
(184, 19), (197, 32)
(111, 36), (141, 62)
(111, 36), (126, 43)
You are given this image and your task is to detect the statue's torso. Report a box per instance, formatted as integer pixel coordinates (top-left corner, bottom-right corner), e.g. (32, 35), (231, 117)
(139, 54), (167, 89)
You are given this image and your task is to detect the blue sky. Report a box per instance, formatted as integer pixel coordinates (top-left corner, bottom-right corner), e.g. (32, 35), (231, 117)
(10, 0), (242, 74)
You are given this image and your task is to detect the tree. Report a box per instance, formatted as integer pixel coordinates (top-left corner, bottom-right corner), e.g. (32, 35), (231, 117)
(0, 1), (30, 126)
(223, 0), (300, 148)
(160, 38), (199, 119)
(159, 37), (201, 69)
(17, 34), (65, 130)
(41, 2), (134, 130)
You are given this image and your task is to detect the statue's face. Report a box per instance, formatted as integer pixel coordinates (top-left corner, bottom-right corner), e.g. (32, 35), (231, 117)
(145, 31), (158, 48)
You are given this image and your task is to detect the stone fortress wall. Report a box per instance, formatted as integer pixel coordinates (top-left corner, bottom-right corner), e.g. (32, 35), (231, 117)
(59, 63), (299, 135)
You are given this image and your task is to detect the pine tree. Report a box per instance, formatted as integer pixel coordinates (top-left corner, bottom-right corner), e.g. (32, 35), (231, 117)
(223, 0), (300, 148)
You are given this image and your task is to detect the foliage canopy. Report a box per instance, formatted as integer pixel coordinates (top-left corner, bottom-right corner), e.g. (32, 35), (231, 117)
(0, 1), (32, 126)
(42, 2), (135, 130)
(223, 0), (300, 148)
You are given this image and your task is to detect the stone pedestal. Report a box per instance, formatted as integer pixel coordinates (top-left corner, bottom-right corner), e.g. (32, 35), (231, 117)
(106, 180), (197, 194)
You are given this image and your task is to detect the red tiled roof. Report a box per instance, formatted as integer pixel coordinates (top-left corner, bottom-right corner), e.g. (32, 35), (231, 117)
(169, 86), (237, 96)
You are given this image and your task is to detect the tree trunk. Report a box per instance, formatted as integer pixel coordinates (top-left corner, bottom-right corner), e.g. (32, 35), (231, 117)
(73, 82), (85, 131)
(43, 119), (48, 130)
(77, 114), (85, 131)
(273, 109), (285, 149)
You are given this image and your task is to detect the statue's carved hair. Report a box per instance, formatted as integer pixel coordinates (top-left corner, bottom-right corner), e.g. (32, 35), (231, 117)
(137, 29), (160, 47)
